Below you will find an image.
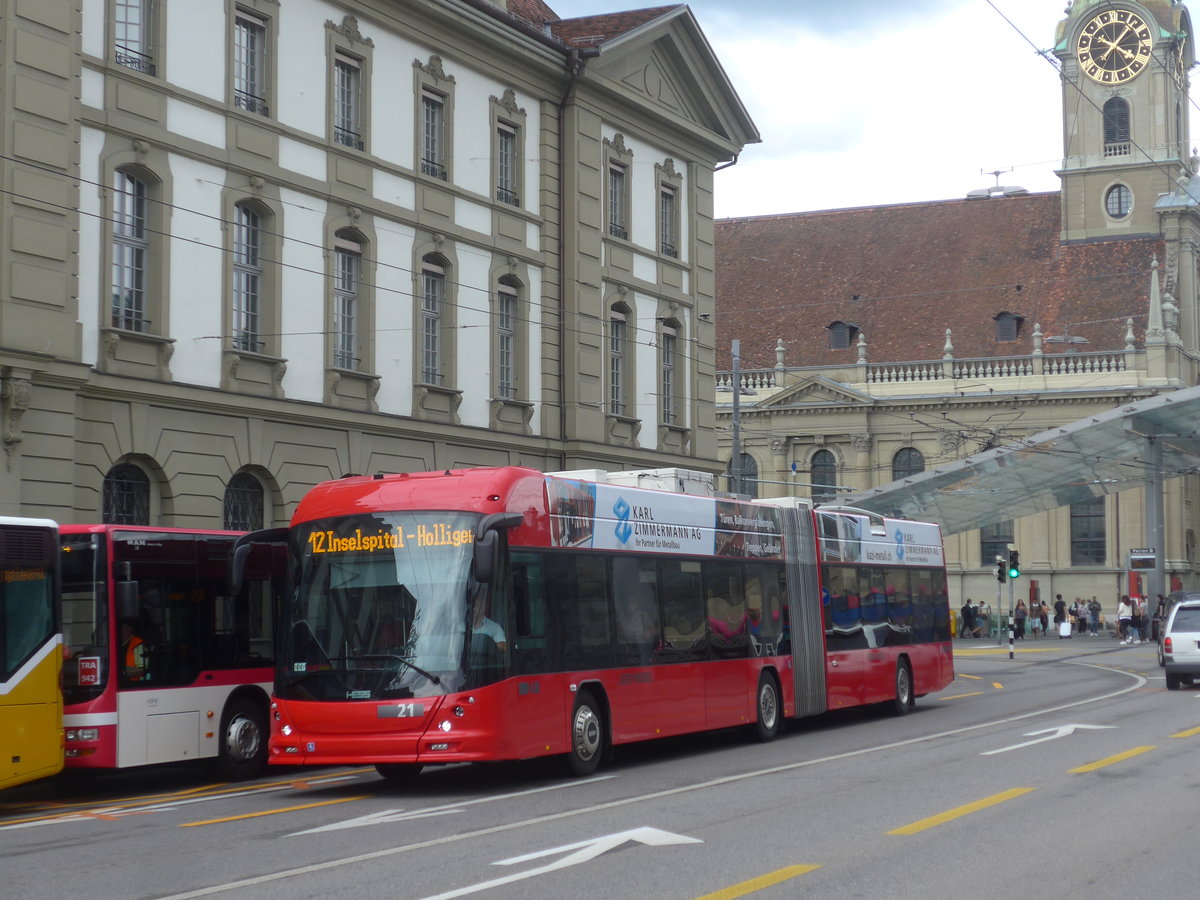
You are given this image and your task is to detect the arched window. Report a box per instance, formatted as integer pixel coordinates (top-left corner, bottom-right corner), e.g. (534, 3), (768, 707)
(811, 449), (837, 504)
(892, 447), (925, 481)
(103, 463), (150, 525)
(1102, 97), (1130, 154)
(726, 452), (758, 498)
(224, 472), (265, 531)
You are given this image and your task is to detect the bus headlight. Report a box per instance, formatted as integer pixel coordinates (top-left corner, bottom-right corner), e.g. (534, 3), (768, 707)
(439, 720), (452, 733)
(66, 728), (99, 742)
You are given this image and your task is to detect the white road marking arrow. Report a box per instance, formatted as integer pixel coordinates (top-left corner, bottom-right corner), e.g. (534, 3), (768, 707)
(416, 827), (703, 900)
(981, 723), (1116, 756)
(291, 806), (462, 835)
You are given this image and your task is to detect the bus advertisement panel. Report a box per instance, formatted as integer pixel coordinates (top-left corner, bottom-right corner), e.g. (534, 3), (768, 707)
(0, 517), (62, 790)
(257, 467), (953, 782)
(60, 526), (279, 779)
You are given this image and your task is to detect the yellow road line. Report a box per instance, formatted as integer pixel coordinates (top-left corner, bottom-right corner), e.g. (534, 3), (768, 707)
(1068, 746), (1156, 773)
(179, 795), (368, 827)
(888, 787), (1035, 836)
(938, 691), (984, 701)
(1171, 726), (1200, 738)
(692, 865), (821, 900)
(957, 673), (983, 681)
(992, 682), (1003, 690)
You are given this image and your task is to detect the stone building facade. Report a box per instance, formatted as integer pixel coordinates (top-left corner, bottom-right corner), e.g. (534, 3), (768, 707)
(0, 0), (757, 525)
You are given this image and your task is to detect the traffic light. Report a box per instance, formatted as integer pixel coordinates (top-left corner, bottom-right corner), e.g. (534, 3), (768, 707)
(996, 557), (1006, 583)
(1008, 549), (1021, 579)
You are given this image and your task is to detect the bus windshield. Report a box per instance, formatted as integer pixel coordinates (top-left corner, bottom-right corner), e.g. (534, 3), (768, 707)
(60, 533), (108, 705)
(281, 511), (482, 701)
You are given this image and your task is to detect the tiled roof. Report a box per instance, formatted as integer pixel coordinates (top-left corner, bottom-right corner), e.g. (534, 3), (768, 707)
(504, 0), (560, 27)
(549, 6), (684, 47)
(714, 193), (1162, 371)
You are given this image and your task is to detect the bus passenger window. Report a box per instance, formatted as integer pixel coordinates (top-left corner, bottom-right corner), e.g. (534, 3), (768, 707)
(706, 562), (747, 659)
(613, 557), (659, 665)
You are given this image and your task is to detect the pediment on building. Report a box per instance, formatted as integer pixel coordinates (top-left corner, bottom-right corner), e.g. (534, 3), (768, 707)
(583, 8), (759, 150)
(754, 375), (873, 410)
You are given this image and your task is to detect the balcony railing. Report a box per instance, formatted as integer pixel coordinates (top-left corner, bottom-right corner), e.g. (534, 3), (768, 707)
(333, 127), (364, 150)
(115, 45), (156, 76)
(496, 187), (519, 205)
(608, 222), (628, 240)
(234, 91), (269, 116)
(1103, 141), (1131, 158)
(421, 158), (447, 180)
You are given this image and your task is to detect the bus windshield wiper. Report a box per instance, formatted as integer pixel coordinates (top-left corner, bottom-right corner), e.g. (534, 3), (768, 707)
(345, 654), (442, 686)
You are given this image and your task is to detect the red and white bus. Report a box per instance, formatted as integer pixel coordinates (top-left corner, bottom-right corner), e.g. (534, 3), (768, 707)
(249, 466), (952, 780)
(60, 526), (280, 779)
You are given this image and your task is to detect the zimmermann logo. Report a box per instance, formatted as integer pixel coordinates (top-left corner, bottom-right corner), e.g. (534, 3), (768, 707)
(893, 528), (905, 561)
(613, 496), (632, 544)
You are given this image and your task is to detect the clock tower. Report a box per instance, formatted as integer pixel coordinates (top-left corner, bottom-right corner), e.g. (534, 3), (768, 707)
(1055, 0), (1194, 242)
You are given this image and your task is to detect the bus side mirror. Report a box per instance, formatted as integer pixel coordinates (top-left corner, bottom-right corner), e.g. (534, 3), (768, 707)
(116, 581), (139, 620)
(474, 531), (499, 584)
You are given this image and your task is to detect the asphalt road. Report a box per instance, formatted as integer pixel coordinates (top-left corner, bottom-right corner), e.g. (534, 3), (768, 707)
(2, 635), (1190, 900)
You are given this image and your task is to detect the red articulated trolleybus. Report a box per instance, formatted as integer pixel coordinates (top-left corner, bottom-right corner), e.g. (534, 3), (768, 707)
(243, 466), (952, 780)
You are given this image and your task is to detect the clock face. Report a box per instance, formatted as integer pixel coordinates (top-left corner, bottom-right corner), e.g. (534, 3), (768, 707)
(1076, 8), (1154, 83)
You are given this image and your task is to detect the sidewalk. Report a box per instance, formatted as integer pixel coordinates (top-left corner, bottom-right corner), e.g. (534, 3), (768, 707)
(952, 627), (1154, 655)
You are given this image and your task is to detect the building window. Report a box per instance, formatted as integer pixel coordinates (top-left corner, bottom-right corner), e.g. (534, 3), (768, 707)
(1103, 97), (1130, 157)
(112, 170), (149, 332)
(224, 472), (264, 531)
(980, 520), (1013, 566)
(995, 311), (1023, 342)
(496, 280), (518, 399)
(114, 0), (156, 75)
(496, 122), (518, 204)
(609, 307), (628, 416)
(233, 10), (269, 115)
(811, 449), (837, 504)
(660, 186), (678, 257)
(827, 321), (859, 350)
(1105, 184), (1132, 219)
(332, 232), (361, 369)
(103, 462), (150, 525)
(892, 447), (925, 480)
(231, 203), (262, 352)
(422, 91), (447, 179)
(661, 323), (678, 424)
(608, 164), (628, 239)
(727, 453), (758, 498)
(1070, 497), (1106, 565)
(421, 261), (445, 384)
(333, 54), (363, 150)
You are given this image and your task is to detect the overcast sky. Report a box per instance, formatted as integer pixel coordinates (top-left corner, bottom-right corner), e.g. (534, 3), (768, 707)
(548, 0), (1070, 218)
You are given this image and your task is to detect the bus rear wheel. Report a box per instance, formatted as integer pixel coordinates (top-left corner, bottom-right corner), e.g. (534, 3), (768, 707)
(213, 697), (268, 780)
(890, 661), (914, 716)
(567, 691), (604, 777)
(753, 672), (780, 742)
(375, 763), (423, 781)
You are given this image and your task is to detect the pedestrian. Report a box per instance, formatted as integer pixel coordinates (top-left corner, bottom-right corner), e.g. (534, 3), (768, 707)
(1087, 596), (1102, 635)
(1038, 600), (1050, 638)
(1153, 593), (1167, 642)
(1117, 594), (1134, 644)
(1076, 598), (1088, 635)
(1014, 599), (1027, 640)
(1054, 594), (1070, 639)
(960, 599), (980, 638)
(1131, 596), (1145, 643)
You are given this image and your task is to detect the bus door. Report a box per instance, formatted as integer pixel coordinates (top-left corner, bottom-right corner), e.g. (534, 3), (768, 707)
(703, 562), (752, 728)
(821, 566), (865, 708)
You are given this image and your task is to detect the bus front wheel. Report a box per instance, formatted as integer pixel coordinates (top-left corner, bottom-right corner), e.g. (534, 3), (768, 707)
(567, 691), (604, 777)
(753, 673), (780, 742)
(213, 697), (268, 780)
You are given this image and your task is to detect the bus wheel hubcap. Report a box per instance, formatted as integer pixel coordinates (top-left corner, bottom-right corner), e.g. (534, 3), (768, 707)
(227, 715), (261, 761)
(574, 707), (600, 761)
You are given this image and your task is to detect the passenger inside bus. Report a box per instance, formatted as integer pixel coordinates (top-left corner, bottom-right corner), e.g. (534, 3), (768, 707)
(120, 617), (146, 683)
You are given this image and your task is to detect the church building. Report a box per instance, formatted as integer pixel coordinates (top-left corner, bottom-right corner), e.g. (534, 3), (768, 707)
(715, 0), (1200, 608)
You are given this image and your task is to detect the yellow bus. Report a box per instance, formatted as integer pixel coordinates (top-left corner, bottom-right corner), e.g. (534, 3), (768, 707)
(0, 517), (62, 790)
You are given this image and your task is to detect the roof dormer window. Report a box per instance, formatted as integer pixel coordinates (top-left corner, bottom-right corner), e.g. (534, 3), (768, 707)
(827, 320), (859, 350)
(994, 311), (1024, 342)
